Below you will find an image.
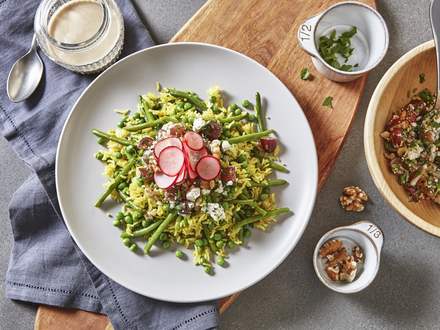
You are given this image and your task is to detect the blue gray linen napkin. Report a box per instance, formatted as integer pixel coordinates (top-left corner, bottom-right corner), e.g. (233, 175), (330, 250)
(0, 0), (218, 329)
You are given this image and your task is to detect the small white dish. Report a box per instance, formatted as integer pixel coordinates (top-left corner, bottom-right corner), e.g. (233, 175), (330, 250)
(313, 221), (384, 293)
(297, 1), (389, 82)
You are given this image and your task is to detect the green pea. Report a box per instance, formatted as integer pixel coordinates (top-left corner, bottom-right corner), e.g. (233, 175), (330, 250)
(262, 186), (271, 194)
(120, 232), (132, 239)
(184, 102), (192, 110)
(222, 202), (229, 209)
(141, 220), (149, 227)
(129, 244), (138, 252)
(116, 211), (124, 220)
(126, 145), (135, 155)
(195, 239), (204, 247)
(112, 220), (121, 227)
(97, 137), (107, 146)
(114, 151), (122, 159)
(176, 250), (185, 259)
(117, 121), (125, 128)
(228, 241), (236, 249)
(242, 99), (252, 109)
(248, 114), (257, 122)
(159, 233), (168, 241)
(260, 193), (269, 201)
(244, 228), (252, 238)
(124, 214), (133, 224)
(117, 182), (127, 190)
(230, 103), (239, 111)
(210, 96), (217, 104)
(216, 240), (225, 249)
(95, 152), (104, 160)
(162, 241), (171, 249)
(132, 211), (142, 220)
(204, 266), (213, 275)
(234, 108), (242, 115)
(133, 112), (140, 119)
(202, 239), (208, 246)
(122, 238), (132, 247)
(217, 256), (226, 267)
(177, 103), (184, 110)
(213, 233), (222, 241)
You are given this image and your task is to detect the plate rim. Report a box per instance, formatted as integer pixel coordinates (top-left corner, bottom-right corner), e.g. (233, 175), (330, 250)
(55, 41), (318, 302)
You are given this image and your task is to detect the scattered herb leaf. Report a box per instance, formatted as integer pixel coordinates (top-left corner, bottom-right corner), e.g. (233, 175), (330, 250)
(419, 73), (425, 84)
(318, 26), (359, 72)
(300, 67), (311, 80)
(322, 96), (334, 109)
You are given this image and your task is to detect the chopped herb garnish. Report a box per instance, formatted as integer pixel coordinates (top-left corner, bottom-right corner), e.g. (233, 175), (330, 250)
(418, 89), (434, 103)
(322, 96), (333, 109)
(419, 73), (426, 84)
(318, 26), (359, 72)
(300, 67), (311, 80)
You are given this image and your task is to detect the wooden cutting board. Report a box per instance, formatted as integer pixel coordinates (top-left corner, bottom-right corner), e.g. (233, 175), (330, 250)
(35, 0), (376, 328)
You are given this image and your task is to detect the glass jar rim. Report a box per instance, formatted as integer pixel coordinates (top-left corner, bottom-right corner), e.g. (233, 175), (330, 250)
(38, 0), (110, 51)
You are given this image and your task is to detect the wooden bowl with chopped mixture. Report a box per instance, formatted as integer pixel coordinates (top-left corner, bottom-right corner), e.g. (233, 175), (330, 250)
(365, 40), (440, 237)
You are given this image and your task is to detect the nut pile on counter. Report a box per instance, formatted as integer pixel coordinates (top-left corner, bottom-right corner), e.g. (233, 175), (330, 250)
(339, 186), (369, 212)
(319, 239), (364, 283)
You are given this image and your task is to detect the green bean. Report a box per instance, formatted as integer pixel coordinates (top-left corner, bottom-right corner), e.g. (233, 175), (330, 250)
(235, 207), (292, 228)
(124, 117), (175, 131)
(144, 212), (177, 254)
(139, 96), (155, 122)
(255, 92), (265, 131)
(95, 159), (136, 207)
(129, 244), (138, 252)
(92, 129), (134, 146)
(168, 89), (207, 111)
(162, 241), (171, 249)
(219, 113), (248, 123)
(269, 162), (289, 173)
(97, 136), (107, 146)
(132, 220), (162, 237)
(251, 179), (288, 187)
(227, 129), (274, 144)
(95, 152), (104, 160)
(118, 191), (143, 212)
(203, 225), (217, 253)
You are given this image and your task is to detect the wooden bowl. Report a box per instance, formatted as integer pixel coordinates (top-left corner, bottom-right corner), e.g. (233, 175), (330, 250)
(364, 40), (440, 237)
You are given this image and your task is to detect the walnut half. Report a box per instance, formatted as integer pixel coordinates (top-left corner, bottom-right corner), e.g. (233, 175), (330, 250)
(339, 186), (369, 212)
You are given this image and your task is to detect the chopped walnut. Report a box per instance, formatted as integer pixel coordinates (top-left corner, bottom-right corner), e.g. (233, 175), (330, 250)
(339, 186), (369, 212)
(352, 246), (364, 263)
(319, 239), (364, 283)
(319, 239), (343, 257)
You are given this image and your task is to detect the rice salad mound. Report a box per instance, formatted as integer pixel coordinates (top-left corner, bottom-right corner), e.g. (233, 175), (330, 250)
(92, 85), (292, 274)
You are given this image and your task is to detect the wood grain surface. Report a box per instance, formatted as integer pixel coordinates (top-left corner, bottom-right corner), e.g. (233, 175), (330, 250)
(35, 0), (376, 328)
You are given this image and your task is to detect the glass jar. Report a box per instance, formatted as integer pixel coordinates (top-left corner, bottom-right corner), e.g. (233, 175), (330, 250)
(34, 0), (124, 74)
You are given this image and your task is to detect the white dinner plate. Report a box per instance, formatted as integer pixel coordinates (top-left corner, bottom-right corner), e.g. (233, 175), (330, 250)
(56, 42), (318, 302)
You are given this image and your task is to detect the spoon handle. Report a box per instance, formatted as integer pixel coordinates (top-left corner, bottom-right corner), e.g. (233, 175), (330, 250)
(30, 33), (38, 51)
(430, 0), (440, 108)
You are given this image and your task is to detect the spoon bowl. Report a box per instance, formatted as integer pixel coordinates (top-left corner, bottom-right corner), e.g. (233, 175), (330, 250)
(7, 34), (44, 102)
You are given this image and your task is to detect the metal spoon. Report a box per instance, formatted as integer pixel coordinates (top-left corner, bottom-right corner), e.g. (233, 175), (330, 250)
(6, 34), (44, 103)
(430, 0), (440, 109)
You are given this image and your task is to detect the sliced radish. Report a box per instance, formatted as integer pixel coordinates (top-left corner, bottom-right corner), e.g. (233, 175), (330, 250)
(196, 156), (221, 180)
(154, 172), (177, 189)
(175, 167), (187, 184)
(187, 165), (198, 180)
(154, 137), (182, 158)
(184, 131), (204, 150)
(184, 143), (208, 171)
(158, 146), (185, 176)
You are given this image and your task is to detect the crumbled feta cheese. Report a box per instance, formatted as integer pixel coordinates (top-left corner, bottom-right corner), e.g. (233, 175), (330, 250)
(226, 180), (234, 186)
(157, 122), (176, 139)
(201, 189), (211, 195)
(221, 140), (232, 152)
(203, 203), (225, 221)
(209, 139), (221, 153)
(186, 187), (201, 202)
(193, 116), (206, 131)
(406, 144), (424, 160)
(169, 201), (176, 209)
(215, 181), (224, 194)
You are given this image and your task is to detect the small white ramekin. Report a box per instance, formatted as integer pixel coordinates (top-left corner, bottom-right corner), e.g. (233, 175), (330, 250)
(313, 221), (384, 293)
(298, 1), (389, 82)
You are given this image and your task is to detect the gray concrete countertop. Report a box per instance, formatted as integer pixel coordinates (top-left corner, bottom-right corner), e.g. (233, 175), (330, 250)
(1, 1), (440, 329)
